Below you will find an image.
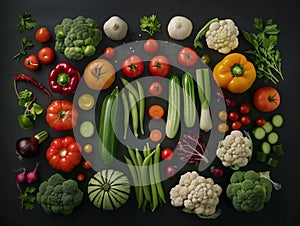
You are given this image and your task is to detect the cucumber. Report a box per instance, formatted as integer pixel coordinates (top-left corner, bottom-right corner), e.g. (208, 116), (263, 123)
(268, 131), (279, 144)
(262, 121), (273, 133)
(253, 126), (266, 140)
(182, 72), (196, 128)
(261, 141), (271, 154)
(166, 75), (181, 139)
(98, 87), (119, 165)
(271, 114), (284, 127)
(79, 120), (95, 138)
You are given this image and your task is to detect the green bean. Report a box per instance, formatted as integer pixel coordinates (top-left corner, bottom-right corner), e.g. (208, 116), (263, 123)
(121, 90), (130, 140)
(149, 151), (158, 212)
(120, 77), (140, 107)
(141, 149), (156, 202)
(135, 148), (144, 166)
(136, 80), (145, 135)
(153, 143), (166, 203)
(127, 146), (138, 166)
(128, 91), (139, 138)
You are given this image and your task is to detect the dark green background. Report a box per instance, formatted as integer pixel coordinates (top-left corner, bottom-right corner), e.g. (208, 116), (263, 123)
(0, 0), (299, 225)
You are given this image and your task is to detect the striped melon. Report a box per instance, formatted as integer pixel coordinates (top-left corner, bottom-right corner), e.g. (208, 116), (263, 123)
(87, 169), (131, 210)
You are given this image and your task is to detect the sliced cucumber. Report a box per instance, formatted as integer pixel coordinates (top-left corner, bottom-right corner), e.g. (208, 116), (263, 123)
(262, 121), (273, 133)
(271, 114), (284, 128)
(80, 120), (95, 138)
(268, 132), (279, 144)
(253, 127), (266, 140)
(261, 141), (271, 155)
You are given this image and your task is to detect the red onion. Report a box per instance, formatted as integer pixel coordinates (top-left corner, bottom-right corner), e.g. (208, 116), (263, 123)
(210, 166), (224, 178)
(26, 163), (39, 184)
(16, 168), (27, 184)
(164, 165), (177, 178)
(225, 97), (237, 108)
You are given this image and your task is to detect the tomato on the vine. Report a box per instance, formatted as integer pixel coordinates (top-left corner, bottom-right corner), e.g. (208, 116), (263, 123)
(104, 46), (115, 58)
(161, 148), (174, 161)
(35, 27), (51, 43)
(38, 47), (55, 64)
(228, 111), (239, 121)
(144, 38), (159, 54)
(231, 121), (242, 130)
(122, 55), (144, 78)
(148, 81), (163, 96)
(177, 47), (198, 67)
(241, 115), (251, 125)
(149, 55), (170, 77)
(23, 54), (40, 71)
(239, 103), (251, 114)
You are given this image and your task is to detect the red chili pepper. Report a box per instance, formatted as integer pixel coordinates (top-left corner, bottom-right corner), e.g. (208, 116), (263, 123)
(48, 62), (81, 95)
(14, 74), (52, 100)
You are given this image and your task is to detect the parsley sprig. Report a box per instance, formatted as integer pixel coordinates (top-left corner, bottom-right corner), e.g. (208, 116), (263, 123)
(13, 37), (34, 61)
(139, 14), (161, 36)
(242, 18), (284, 84)
(18, 186), (36, 211)
(16, 12), (38, 33)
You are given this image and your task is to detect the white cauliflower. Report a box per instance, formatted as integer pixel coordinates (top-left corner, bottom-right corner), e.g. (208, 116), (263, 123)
(170, 171), (222, 218)
(216, 130), (252, 169)
(205, 19), (239, 54)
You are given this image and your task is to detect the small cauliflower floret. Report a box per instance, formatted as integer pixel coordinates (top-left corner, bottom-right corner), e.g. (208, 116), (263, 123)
(205, 19), (239, 54)
(216, 130), (252, 169)
(169, 171), (222, 218)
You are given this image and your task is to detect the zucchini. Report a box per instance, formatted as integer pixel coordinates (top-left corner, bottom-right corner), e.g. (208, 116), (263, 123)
(166, 74), (181, 139)
(98, 87), (119, 165)
(79, 120), (95, 138)
(182, 72), (196, 128)
(271, 114), (284, 128)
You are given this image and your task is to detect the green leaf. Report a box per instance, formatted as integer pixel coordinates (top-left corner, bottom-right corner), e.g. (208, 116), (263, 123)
(253, 18), (263, 31)
(18, 90), (32, 107)
(18, 114), (33, 130)
(16, 12), (38, 33)
(31, 103), (43, 115)
(139, 14), (161, 36)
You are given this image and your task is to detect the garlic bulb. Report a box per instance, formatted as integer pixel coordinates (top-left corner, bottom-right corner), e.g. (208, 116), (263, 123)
(103, 16), (128, 41)
(167, 16), (193, 40)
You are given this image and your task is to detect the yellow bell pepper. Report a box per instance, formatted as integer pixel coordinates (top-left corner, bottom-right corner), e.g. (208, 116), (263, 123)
(212, 53), (256, 93)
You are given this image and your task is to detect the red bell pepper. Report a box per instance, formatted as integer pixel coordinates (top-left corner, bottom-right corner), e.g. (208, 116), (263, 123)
(48, 62), (81, 95)
(46, 136), (82, 172)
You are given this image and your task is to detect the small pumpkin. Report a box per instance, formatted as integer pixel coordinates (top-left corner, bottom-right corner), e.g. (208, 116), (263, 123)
(87, 169), (131, 210)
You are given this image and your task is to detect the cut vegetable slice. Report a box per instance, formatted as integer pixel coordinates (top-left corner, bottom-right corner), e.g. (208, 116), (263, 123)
(268, 132), (279, 144)
(253, 127), (266, 140)
(272, 144), (285, 156)
(262, 121), (273, 133)
(78, 93), (95, 110)
(255, 151), (268, 162)
(148, 104), (165, 119)
(79, 120), (95, 138)
(267, 157), (278, 168)
(261, 141), (271, 154)
(271, 114), (284, 128)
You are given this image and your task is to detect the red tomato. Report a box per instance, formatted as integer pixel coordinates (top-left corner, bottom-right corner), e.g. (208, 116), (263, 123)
(231, 121), (242, 130)
(255, 117), (266, 126)
(148, 81), (163, 96)
(82, 160), (92, 170)
(104, 47), (115, 58)
(177, 47), (198, 67)
(240, 115), (251, 125)
(35, 27), (51, 43)
(76, 172), (85, 182)
(149, 55), (170, 77)
(122, 55), (144, 78)
(253, 86), (281, 112)
(144, 38), (159, 54)
(38, 47), (55, 64)
(161, 148), (174, 161)
(228, 111), (239, 121)
(239, 103), (251, 114)
(23, 54), (40, 71)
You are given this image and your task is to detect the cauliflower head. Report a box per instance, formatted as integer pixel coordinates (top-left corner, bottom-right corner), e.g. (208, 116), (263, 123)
(216, 130), (252, 169)
(205, 19), (239, 54)
(170, 171), (222, 218)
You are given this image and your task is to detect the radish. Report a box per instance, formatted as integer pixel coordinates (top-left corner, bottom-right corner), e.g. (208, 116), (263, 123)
(16, 168), (27, 185)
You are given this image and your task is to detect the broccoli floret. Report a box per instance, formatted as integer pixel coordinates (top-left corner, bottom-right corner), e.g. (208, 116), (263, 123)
(36, 173), (83, 215)
(226, 170), (280, 213)
(54, 16), (102, 61)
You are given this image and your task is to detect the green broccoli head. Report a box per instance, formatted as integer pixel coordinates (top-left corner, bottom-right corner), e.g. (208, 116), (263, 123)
(54, 16), (102, 61)
(36, 173), (83, 215)
(226, 170), (275, 213)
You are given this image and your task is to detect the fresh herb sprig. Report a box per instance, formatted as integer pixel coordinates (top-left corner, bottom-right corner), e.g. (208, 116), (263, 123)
(242, 18), (283, 84)
(18, 186), (36, 211)
(13, 37), (34, 61)
(16, 12), (38, 33)
(139, 14), (161, 36)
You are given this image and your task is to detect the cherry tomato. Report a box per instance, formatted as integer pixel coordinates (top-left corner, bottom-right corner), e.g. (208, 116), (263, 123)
(76, 172), (85, 182)
(144, 38), (159, 54)
(201, 54), (211, 64)
(148, 81), (163, 96)
(255, 117), (266, 126)
(83, 144), (93, 153)
(38, 47), (55, 64)
(177, 47), (198, 67)
(122, 55), (144, 78)
(218, 110), (228, 121)
(217, 123), (229, 133)
(228, 111), (239, 121)
(82, 160), (92, 170)
(231, 121), (242, 130)
(104, 47), (115, 58)
(35, 27), (51, 43)
(161, 148), (174, 161)
(149, 55), (170, 77)
(23, 54), (40, 71)
(253, 86), (281, 112)
(239, 103), (251, 114)
(240, 115), (251, 125)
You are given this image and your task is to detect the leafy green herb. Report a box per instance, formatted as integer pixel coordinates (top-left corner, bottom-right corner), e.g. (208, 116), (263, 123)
(242, 18), (283, 84)
(13, 37), (34, 61)
(16, 12), (38, 33)
(18, 186), (36, 211)
(139, 14), (161, 36)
